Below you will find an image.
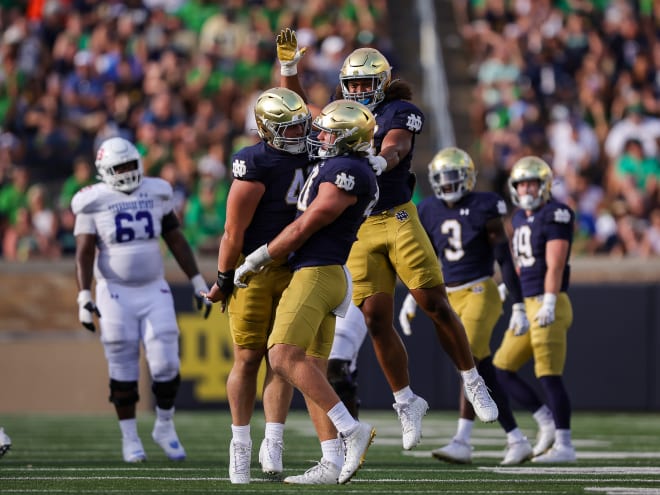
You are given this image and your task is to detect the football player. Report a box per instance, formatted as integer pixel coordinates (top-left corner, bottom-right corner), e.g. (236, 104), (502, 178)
(277, 28), (498, 451)
(398, 147), (535, 465)
(493, 156), (577, 463)
(73, 136), (212, 463)
(202, 87), (312, 483)
(233, 100), (379, 485)
(0, 427), (10, 458)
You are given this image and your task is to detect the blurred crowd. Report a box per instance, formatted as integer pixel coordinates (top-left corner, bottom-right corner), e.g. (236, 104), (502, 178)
(1, 0), (659, 261)
(456, 0), (660, 257)
(0, 0), (390, 261)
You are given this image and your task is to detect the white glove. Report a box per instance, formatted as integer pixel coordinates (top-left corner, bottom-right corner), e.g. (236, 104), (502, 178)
(367, 153), (387, 176)
(191, 274), (212, 319)
(398, 293), (417, 336)
(234, 244), (273, 288)
(508, 302), (530, 336)
(77, 289), (101, 332)
(534, 293), (556, 327)
(276, 28), (307, 76)
(497, 283), (508, 302)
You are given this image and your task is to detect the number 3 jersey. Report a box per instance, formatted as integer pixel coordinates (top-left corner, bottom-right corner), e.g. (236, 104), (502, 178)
(72, 177), (175, 285)
(417, 191), (506, 285)
(511, 198), (574, 297)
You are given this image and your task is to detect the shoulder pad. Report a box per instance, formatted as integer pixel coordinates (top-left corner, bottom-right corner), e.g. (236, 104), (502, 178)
(71, 184), (106, 214)
(141, 177), (173, 200)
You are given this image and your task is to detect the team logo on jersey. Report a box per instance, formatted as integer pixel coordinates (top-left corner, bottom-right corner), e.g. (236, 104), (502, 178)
(406, 113), (423, 132)
(395, 210), (409, 222)
(497, 200), (507, 215)
(334, 172), (355, 191)
(460, 208), (469, 216)
(232, 159), (247, 178)
(553, 208), (572, 223)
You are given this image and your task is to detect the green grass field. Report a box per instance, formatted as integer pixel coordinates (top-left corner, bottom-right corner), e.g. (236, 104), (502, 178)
(1, 410), (659, 494)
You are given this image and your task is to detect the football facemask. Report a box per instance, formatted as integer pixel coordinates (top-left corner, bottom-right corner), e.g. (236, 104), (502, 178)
(428, 147), (477, 203)
(340, 48), (391, 111)
(508, 156), (553, 210)
(255, 87), (311, 154)
(95, 137), (143, 193)
(306, 99), (375, 159)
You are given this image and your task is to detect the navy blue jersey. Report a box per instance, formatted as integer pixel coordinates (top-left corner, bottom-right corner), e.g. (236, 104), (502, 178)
(231, 141), (310, 254)
(417, 191), (507, 285)
(511, 199), (574, 297)
(371, 99), (424, 213)
(289, 154), (379, 270)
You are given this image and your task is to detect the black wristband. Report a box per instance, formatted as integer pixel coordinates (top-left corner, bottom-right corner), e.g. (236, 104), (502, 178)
(217, 270), (235, 297)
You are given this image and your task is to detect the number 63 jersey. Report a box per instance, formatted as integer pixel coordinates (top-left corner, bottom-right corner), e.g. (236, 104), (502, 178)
(72, 177), (175, 285)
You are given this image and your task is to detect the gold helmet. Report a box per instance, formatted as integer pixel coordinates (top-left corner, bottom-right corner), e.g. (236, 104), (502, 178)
(508, 156), (553, 210)
(428, 147), (477, 203)
(339, 47), (391, 110)
(307, 100), (375, 159)
(254, 87), (311, 154)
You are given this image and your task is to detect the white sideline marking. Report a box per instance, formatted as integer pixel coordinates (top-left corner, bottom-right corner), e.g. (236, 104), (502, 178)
(405, 450), (660, 460)
(482, 467), (660, 475)
(585, 489), (660, 495)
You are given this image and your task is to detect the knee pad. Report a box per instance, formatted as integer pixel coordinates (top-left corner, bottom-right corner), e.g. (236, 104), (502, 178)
(152, 374), (181, 410)
(327, 359), (360, 418)
(109, 379), (139, 407)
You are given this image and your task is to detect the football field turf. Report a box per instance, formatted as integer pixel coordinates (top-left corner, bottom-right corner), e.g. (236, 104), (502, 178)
(1, 410), (659, 494)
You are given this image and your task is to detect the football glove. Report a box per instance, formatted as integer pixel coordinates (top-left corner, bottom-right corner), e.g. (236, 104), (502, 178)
(77, 289), (101, 333)
(508, 302), (530, 336)
(534, 293), (556, 327)
(234, 244), (272, 288)
(276, 28), (307, 76)
(191, 274), (212, 319)
(367, 153), (387, 176)
(497, 282), (508, 302)
(398, 293), (417, 336)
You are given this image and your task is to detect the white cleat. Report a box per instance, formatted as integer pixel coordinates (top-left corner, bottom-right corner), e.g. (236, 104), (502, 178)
(501, 438), (534, 465)
(463, 376), (498, 423)
(533, 423), (556, 456)
(284, 458), (340, 484)
(338, 422), (375, 484)
(229, 440), (252, 484)
(0, 428), (12, 458)
(259, 438), (284, 476)
(431, 438), (472, 464)
(152, 419), (186, 461)
(122, 436), (147, 463)
(393, 395), (429, 450)
(532, 444), (576, 463)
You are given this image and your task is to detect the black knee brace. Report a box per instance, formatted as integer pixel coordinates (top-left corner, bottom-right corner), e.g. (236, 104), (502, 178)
(327, 359), (360, 418)
(152, 374), (181, 410)
(109, 379), (139, 407)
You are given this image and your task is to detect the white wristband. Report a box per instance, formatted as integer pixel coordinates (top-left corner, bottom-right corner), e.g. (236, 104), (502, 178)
(191, 274), (208, 293)
(280, 64), (298, 76)
(542, 293), (557, 307)
(512, 302), (525, 312)
(247, 244), (272, 266)
(77, 290), (92, 305)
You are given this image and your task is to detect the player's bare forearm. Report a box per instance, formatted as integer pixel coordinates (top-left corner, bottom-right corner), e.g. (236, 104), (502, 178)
(163, 229), (202, 279)
(75, 234), (96, 291)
